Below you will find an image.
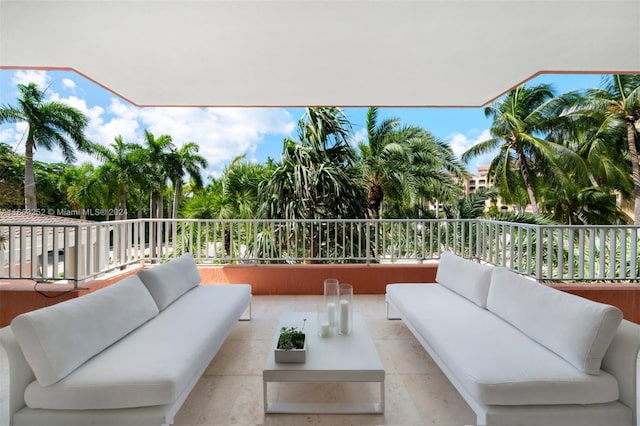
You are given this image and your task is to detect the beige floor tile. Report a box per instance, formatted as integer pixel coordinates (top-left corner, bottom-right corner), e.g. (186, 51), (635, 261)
(402, 373), (476, 426)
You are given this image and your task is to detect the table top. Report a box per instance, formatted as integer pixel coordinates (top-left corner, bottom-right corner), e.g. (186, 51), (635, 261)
(263, 311), (385, 382)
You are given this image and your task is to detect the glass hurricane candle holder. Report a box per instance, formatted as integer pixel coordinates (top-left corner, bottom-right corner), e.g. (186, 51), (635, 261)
(323, 278), (339, 327)
(317, 305), (332, 338)
(338, 283), (353, 335)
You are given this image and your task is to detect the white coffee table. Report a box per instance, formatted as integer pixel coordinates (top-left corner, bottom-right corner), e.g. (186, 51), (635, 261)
(263, 311), (385, 414)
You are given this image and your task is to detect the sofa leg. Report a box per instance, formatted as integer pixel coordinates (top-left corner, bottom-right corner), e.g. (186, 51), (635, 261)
(386, 301), (401, 320)
(239, 303), (252, 321)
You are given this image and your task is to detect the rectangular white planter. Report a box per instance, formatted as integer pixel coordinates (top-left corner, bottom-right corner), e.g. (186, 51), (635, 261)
(274, 334), (306, 363)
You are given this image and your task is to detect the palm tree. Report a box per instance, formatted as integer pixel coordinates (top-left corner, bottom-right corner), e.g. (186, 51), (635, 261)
(262, 108), (366, 220)
(541, 184), (628, 225)
(167, 142), (208, 219)
(94, 136), (146, 220)
(182, 179), (224, 219)
(359, 108), (466, 218)
(182, 157), (271, 220)
(0, 82), (90, 210)
(58, 162), (102, 220)
(444, 186), (499, 219)
(401, 127), (466, 217)
(142, 130), (175, 219)
(358, 107), (401, 218)
(0, 143), (23, 208)
(462, 83), (585, 215)
(570, 75), (640, 224)
(220, 155), (271, 219)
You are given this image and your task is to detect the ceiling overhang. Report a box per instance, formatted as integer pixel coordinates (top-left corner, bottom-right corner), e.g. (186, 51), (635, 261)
(1, 0), (639, 107)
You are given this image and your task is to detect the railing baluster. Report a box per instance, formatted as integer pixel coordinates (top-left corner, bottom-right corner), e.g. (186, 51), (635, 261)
(429, 221), (434, 257)
(546, 228), (553, 279)
(501, 223), (507, 267)
(567, 228), (574, 279)
(30, 226), (38, 278)
(630, 228), (638, 279)
(619, 229), (626, 280)
(85, 225), (92, 277)
(609, 228), (616, 280)
(558, 228), (564, 280)
(598, 229), (606, 280)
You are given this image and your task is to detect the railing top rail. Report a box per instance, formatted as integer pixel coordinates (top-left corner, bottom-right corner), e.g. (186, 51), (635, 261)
(3, 218), (638, 231)
(0, 220), (146, 228)
(536, 224), (640, 230)
(110, 218), (480, 224)
(476, 219), (540, 228)
(0, 222), (84, 228)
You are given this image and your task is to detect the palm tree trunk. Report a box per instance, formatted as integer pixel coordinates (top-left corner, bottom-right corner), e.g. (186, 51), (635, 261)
(626, 119), (640, 224)
(517, 149), (540, 215)
(172, 181), (180, 219)
(157, 193), (164, 219)
(119, 184), (127, 220)
(24, 137), (37, 210)
(367, 184), (382, 219)
(137, 198), (143, 219)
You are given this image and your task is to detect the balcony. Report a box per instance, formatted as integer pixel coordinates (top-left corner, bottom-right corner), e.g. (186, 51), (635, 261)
(1, 218), (639, 326)
(1, 219), (639, 425)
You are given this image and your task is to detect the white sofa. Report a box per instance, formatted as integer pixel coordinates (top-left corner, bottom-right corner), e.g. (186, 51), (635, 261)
(0, 253), (252, 426)
(386, 251), (640, 426)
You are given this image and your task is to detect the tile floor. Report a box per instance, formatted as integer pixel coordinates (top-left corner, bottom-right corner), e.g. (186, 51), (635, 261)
(1, 295), (476, 426)
(175, 295), (475, 425)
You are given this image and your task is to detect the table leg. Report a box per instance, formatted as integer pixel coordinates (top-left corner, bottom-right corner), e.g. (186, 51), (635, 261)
(263, 380), (268, 413)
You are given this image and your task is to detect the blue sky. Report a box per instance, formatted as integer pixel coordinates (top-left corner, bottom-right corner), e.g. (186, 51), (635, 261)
(0, 70), (605, 178)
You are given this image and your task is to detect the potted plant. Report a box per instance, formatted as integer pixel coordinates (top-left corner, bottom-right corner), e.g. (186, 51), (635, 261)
(275, 319), (307, 363)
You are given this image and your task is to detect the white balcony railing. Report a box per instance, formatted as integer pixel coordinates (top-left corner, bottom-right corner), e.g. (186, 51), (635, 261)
(1, 219), (638, 286)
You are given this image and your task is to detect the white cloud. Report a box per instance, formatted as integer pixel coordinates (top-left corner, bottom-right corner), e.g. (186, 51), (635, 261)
(446, 128), (494, 174)
(101, 101), (295, 177)
(62, 78), (76, 90)
(0, 122), (28, 151)
(11, 70), (50, 89)
(352, 128), (367, 147)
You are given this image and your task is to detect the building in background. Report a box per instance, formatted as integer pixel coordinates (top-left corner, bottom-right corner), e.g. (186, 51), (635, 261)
(463, 166), (517, 213)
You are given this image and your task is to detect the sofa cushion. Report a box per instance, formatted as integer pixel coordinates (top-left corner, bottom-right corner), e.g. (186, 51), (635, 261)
(11, 275), (159, 386)
(487, 267), (623, 375)
(137, 252), (202, 310)
(435, 251), (493, 308)
(24, 284), (252, 410)
(386, 283), (620, 405)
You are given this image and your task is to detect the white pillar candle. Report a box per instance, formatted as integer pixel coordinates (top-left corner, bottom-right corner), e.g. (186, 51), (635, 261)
(339, 299), (350, 334)
(320, 320), (330, 337)
(327, 302), (336, 326)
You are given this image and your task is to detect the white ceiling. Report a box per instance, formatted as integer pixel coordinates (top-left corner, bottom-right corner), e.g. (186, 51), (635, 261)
(1, 0), (639, 107)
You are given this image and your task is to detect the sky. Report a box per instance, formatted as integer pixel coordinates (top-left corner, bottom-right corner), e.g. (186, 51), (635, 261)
(0, 69), (606, 179)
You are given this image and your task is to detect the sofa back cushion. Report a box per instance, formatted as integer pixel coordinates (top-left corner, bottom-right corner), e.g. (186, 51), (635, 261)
(436, 251), (494, 308)
(11, 275), (159, 386)
(137, 253), (201, 310)
(487, 267), (623, 375)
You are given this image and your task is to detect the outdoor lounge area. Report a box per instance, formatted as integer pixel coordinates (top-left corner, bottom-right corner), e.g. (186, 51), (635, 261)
(1, 250), (639, 426)
(1, 294), (480, 425)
